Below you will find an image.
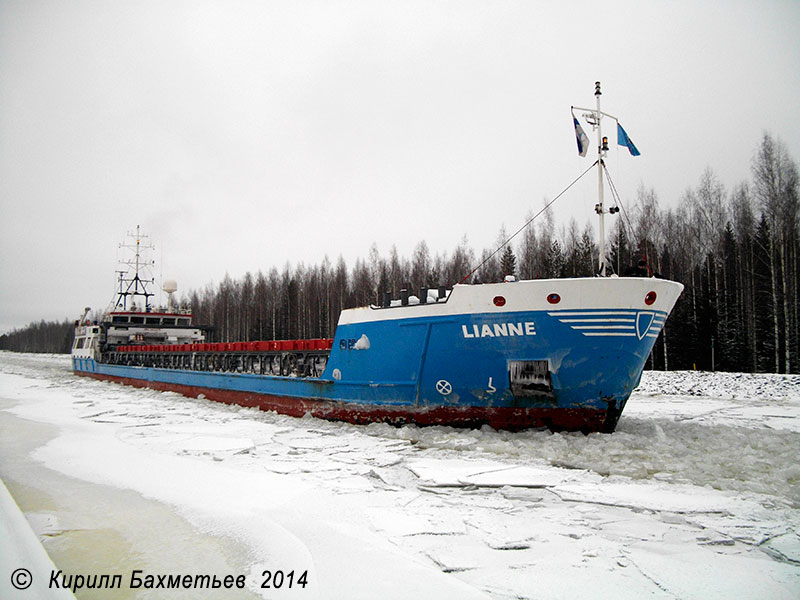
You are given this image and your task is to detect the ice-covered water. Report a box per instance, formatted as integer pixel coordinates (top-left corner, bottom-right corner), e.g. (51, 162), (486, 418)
(1, 351), (799, 599)
(370, 411), (800, 503)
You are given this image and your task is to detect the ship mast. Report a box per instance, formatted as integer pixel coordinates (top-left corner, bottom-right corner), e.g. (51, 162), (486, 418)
(594, 82), (607, 276)
(573, 81), (622, 277)
(114, 225), (155, 312)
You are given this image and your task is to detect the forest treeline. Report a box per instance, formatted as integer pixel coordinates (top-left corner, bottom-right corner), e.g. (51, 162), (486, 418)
(0, 319), (75, 354)
(2, 134), (797, 374)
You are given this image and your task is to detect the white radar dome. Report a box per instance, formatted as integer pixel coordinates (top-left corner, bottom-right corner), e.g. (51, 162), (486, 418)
(162, 279), (178, 294)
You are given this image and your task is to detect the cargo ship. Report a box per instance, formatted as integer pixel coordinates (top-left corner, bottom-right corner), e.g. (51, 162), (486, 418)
(72, 84), (683, 433)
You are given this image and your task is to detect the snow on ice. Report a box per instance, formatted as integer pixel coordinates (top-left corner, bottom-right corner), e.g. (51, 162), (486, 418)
(0, 351), (799, 599)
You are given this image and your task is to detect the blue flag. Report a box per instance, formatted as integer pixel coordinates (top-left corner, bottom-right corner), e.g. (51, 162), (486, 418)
(573, 117), (589, 157)
(617, 123), (640, 156)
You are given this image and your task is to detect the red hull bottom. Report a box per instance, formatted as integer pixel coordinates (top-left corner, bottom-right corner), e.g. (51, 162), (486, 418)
(75, 371), (618, 433)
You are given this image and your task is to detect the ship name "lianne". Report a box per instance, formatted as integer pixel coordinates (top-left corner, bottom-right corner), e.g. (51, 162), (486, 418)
(461, 322), (536, 339)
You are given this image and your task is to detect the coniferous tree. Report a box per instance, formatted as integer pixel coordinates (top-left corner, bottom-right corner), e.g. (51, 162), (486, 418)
(518, 215), (538, 279)
(500, 245), (517, 277)
(609, 219), (632, 276)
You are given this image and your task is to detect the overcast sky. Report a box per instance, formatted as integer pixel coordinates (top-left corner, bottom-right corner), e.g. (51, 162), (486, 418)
(1, 0), (799, 334)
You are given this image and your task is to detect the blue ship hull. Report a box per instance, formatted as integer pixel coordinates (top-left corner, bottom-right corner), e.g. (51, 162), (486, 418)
(73, 278), (683, 432)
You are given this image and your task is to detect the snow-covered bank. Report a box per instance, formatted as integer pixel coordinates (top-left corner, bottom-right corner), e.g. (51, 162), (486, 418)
(1, 351), (799, 599)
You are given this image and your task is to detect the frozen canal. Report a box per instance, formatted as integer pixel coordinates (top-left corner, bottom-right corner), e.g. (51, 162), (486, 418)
(1, 351), (799, 599)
